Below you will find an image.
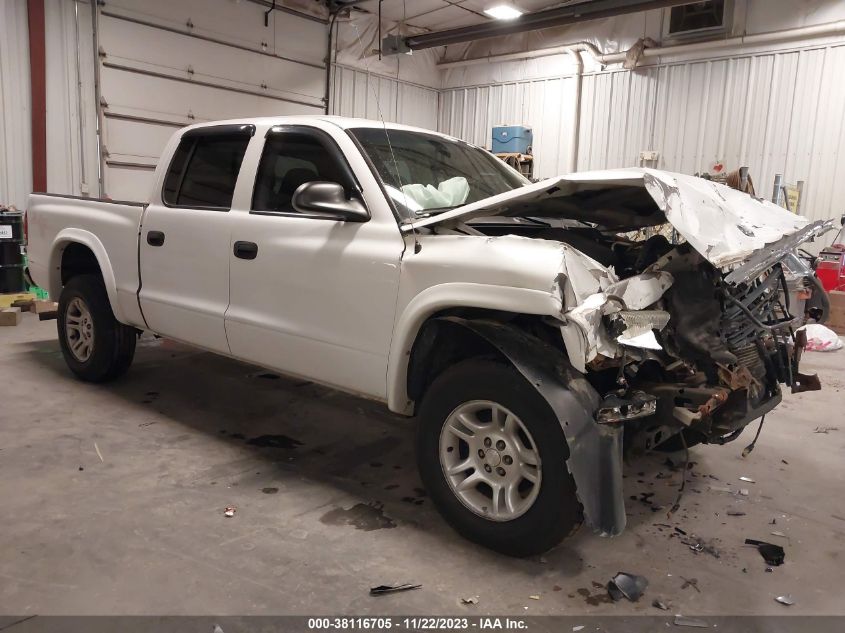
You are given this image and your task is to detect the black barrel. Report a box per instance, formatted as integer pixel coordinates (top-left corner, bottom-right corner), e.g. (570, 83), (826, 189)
(0, 211), (26, 294)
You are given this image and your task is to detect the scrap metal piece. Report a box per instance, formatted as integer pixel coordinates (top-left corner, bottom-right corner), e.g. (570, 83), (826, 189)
(775, 595), (795, 606)
(223, 506), (236, 518)
(745, 539), (785, 566)
(674, 615), (709, 628)
(370, 583), (421, 596)
(739, 476), (755, 483)
(792, 372), (821, 393)
(652, 599), (670, 610)
(607, 572), (648, 602)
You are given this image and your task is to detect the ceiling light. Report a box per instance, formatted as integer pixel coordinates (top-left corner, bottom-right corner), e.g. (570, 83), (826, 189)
(484, 4), (523, 20)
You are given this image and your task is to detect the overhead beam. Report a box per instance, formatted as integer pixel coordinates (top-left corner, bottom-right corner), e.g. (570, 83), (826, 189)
(404, 0), (694, 50)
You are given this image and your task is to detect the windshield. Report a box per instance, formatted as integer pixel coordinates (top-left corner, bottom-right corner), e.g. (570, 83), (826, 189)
(349, 127), (529, 220)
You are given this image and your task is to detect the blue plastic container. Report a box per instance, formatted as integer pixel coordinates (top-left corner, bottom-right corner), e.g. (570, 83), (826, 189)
(492, 125), (533, 154)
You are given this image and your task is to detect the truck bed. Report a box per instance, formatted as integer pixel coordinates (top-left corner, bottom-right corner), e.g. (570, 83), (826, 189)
(26, 193), (147, 328)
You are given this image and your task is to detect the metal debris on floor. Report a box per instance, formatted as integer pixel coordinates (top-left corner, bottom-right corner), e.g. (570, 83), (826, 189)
(739, 476), (755, 483)
(223, 506), (236, 518)
(745, 539), (785, 566)
(652, 599), (670, 610)
(606, 572), (648, 602)
(813, 426), (839, 434)
(460, 596), (479, 605)
(369, 583), (421, 596)
(674, 615), (709, 628)
(726, 509), (747, 516)
(775, 595), (795, 606)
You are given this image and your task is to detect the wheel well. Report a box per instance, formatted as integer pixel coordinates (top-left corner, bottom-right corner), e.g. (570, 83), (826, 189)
(406, 309), (562, 405)
(61, 242), (102, 286)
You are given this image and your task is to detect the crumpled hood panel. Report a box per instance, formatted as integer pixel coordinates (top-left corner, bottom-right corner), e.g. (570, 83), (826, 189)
(403, 168), (812, 269)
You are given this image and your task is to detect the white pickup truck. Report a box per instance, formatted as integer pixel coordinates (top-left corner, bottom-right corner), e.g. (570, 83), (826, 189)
(27, 116), (830, 555)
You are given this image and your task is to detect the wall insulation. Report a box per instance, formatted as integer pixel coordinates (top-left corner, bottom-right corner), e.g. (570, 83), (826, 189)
(439, 41), (845, 225)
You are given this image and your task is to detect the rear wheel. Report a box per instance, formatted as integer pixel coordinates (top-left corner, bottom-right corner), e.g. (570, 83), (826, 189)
(417, 359), (582, 556)
(57, 274), (136, 382)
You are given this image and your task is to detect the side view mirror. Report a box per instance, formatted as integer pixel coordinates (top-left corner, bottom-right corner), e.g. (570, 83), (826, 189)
(292, 181), (369, 222)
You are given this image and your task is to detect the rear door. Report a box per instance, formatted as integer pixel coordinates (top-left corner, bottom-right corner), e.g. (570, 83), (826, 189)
(138, 124), (253, 353)
(224, 124), (405, 399)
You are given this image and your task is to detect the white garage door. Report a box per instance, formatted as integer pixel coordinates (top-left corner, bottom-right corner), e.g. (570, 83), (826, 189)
(94, 0), (327, 200)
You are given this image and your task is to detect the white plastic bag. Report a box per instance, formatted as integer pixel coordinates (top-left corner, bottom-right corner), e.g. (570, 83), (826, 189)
(797, 323), (844, 352)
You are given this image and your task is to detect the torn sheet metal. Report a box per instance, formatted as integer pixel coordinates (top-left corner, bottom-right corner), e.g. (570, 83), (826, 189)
(402, 168), (822, 270)
(556, 244), (618, 307)
(558, 270), (674, 371)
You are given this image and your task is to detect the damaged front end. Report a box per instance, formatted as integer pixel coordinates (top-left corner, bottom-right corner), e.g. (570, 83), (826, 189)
(406, 167), (831, 536)
(610, 244), (819, 455)
(555, 238), (822, 454)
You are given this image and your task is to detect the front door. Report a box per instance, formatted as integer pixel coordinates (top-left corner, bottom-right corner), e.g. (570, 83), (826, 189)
(139, 125), (253, 353)
(225, 124), (404, 399)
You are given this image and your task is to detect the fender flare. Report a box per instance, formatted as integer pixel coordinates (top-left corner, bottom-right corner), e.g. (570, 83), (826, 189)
(48, 229), (126, 323)
(387, 282), (562, 414)
(436, 316), (626, 537)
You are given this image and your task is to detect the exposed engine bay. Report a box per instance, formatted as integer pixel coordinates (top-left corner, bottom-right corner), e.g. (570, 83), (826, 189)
(431, 185), (828, 453)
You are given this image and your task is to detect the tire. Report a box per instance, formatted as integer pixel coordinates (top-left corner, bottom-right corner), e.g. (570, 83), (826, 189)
(417, 358), (582, 556)
(57, 274), (136, 382)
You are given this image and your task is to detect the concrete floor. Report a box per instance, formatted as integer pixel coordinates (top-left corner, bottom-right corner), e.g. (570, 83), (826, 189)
(1, 315), (844, 617)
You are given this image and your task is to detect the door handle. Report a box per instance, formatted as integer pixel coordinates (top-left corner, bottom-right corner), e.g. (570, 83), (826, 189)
(233, 240), (258, 260)
(147, 230), (165, 247)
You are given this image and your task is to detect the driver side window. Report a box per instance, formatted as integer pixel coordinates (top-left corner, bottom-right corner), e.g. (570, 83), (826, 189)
(252, 129), (352, 214)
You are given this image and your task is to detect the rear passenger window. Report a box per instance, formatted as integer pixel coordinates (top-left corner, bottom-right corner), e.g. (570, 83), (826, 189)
(162, 126), (253, 209)
(252, 129), (354, 214)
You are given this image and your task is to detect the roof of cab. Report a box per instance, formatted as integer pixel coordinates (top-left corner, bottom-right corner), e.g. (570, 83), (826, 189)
(179, 115), (461, 141)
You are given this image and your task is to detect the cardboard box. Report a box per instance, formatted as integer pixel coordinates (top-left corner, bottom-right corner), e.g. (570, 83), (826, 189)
(0, 307), (22, 326)
(827, 290), (845, 335)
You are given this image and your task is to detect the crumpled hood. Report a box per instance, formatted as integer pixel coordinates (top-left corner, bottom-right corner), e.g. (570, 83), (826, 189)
(402, 168), (824, 269)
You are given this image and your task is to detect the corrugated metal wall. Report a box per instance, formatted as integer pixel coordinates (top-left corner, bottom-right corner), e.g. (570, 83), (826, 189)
(330, 64), (439, 130)
(439, 42), (845, 225)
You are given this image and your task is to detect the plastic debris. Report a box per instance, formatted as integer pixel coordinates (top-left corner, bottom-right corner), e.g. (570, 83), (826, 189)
(370, 583), (421, 596)
(529, 595), (540, 600)
(797, 323), (843, 351)
(573, 627), (585, 632)
(652, 599), (670, 610)
(745, 539), (785, 566)
(607, 572), (648, 602)
(739, 476), (755, 483)
(775, 595), (795, 606)
(674, 615), (708, 628)
(223, 506), (236, 517)
(461, 596), (479, 605)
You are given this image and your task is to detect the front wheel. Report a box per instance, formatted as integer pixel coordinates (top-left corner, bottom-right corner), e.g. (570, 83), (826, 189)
(417, 359), (582, 556)
(57, 274), (136, 382)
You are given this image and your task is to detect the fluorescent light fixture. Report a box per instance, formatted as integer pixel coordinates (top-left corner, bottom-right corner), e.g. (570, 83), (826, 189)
(484, 4), (523, 20)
